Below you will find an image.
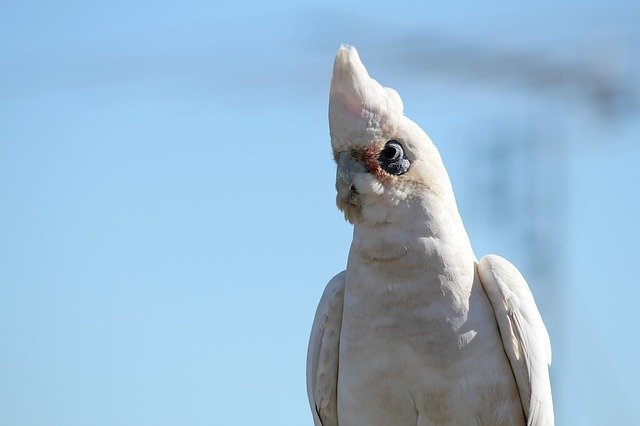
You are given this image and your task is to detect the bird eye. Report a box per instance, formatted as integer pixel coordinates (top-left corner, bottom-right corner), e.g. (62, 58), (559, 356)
(381, 142), (402, 161)
(378, 140), (410, 176)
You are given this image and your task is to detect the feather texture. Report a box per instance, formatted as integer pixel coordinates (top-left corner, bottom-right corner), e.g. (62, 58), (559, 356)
(306, 44), (553, 425)
(478, 255), (554, 426)
(307, 272), (345, 426)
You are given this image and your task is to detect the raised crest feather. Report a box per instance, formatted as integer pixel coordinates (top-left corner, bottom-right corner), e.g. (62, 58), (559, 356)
(329, 44), (404, 152)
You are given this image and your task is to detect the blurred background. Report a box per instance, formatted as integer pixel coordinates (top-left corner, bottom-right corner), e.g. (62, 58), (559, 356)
(1, 1), (639, 425)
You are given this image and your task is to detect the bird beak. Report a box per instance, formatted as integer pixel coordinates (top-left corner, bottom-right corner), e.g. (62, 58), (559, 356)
(336, 151), (368, 208)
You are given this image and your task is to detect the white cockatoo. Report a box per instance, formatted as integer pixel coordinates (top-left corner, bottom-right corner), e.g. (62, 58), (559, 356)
(307, 45), (553, 426)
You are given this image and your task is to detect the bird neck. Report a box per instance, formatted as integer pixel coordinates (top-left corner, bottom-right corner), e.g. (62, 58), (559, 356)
(350, 192), (475, 269)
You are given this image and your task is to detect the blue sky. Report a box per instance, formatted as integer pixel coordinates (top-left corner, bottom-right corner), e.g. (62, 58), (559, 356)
(1, 1), (639, 425)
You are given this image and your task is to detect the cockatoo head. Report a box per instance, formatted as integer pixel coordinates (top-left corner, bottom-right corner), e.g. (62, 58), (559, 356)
(329, 44), (453, 225)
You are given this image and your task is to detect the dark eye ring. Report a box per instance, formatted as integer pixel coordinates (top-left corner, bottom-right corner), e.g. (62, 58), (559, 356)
(378, 140), (410, 176)
(381, 142), (403, 161)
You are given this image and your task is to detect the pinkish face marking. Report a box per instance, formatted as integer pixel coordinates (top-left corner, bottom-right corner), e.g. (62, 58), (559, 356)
(332, 145), (393, 185)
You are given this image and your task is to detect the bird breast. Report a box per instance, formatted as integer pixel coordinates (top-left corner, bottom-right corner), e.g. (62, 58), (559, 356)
(337, 230), (525, 425)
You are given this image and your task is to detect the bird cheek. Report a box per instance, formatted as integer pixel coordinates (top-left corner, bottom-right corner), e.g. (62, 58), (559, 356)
(362, 145), (392, 184)
(353, 173), (384, 196)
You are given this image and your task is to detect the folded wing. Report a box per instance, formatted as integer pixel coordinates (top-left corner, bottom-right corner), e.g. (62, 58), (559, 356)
(478, 255), (554, 426)
(306, 271), (345, 426)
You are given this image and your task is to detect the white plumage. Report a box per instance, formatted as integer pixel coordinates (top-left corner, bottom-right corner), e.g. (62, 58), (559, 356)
(307, 45), (553, 425)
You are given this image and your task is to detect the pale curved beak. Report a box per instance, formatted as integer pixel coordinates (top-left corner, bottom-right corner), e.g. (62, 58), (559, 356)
(336, 151), (368, 207)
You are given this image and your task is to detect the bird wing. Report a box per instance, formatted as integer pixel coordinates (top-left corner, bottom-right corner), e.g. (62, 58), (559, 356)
(306, 271), (345, 426)
(477, 255), (554, 426)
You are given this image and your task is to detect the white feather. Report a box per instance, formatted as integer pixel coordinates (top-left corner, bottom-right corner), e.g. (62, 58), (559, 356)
(478, 255), (554, 426)
(307, 44), (553, 425)
(307, 272), (345, 426)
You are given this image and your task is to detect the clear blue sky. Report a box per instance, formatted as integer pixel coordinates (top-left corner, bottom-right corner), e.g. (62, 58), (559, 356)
(1, 1), (639, 425)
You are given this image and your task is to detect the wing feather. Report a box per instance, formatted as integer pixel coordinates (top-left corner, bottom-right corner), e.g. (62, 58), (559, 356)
(478, 255), (554, 426)
(306, 271), (345, 426)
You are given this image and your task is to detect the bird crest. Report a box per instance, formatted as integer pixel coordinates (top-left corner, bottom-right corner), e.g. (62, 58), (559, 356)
(329, 44), (404, 153)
